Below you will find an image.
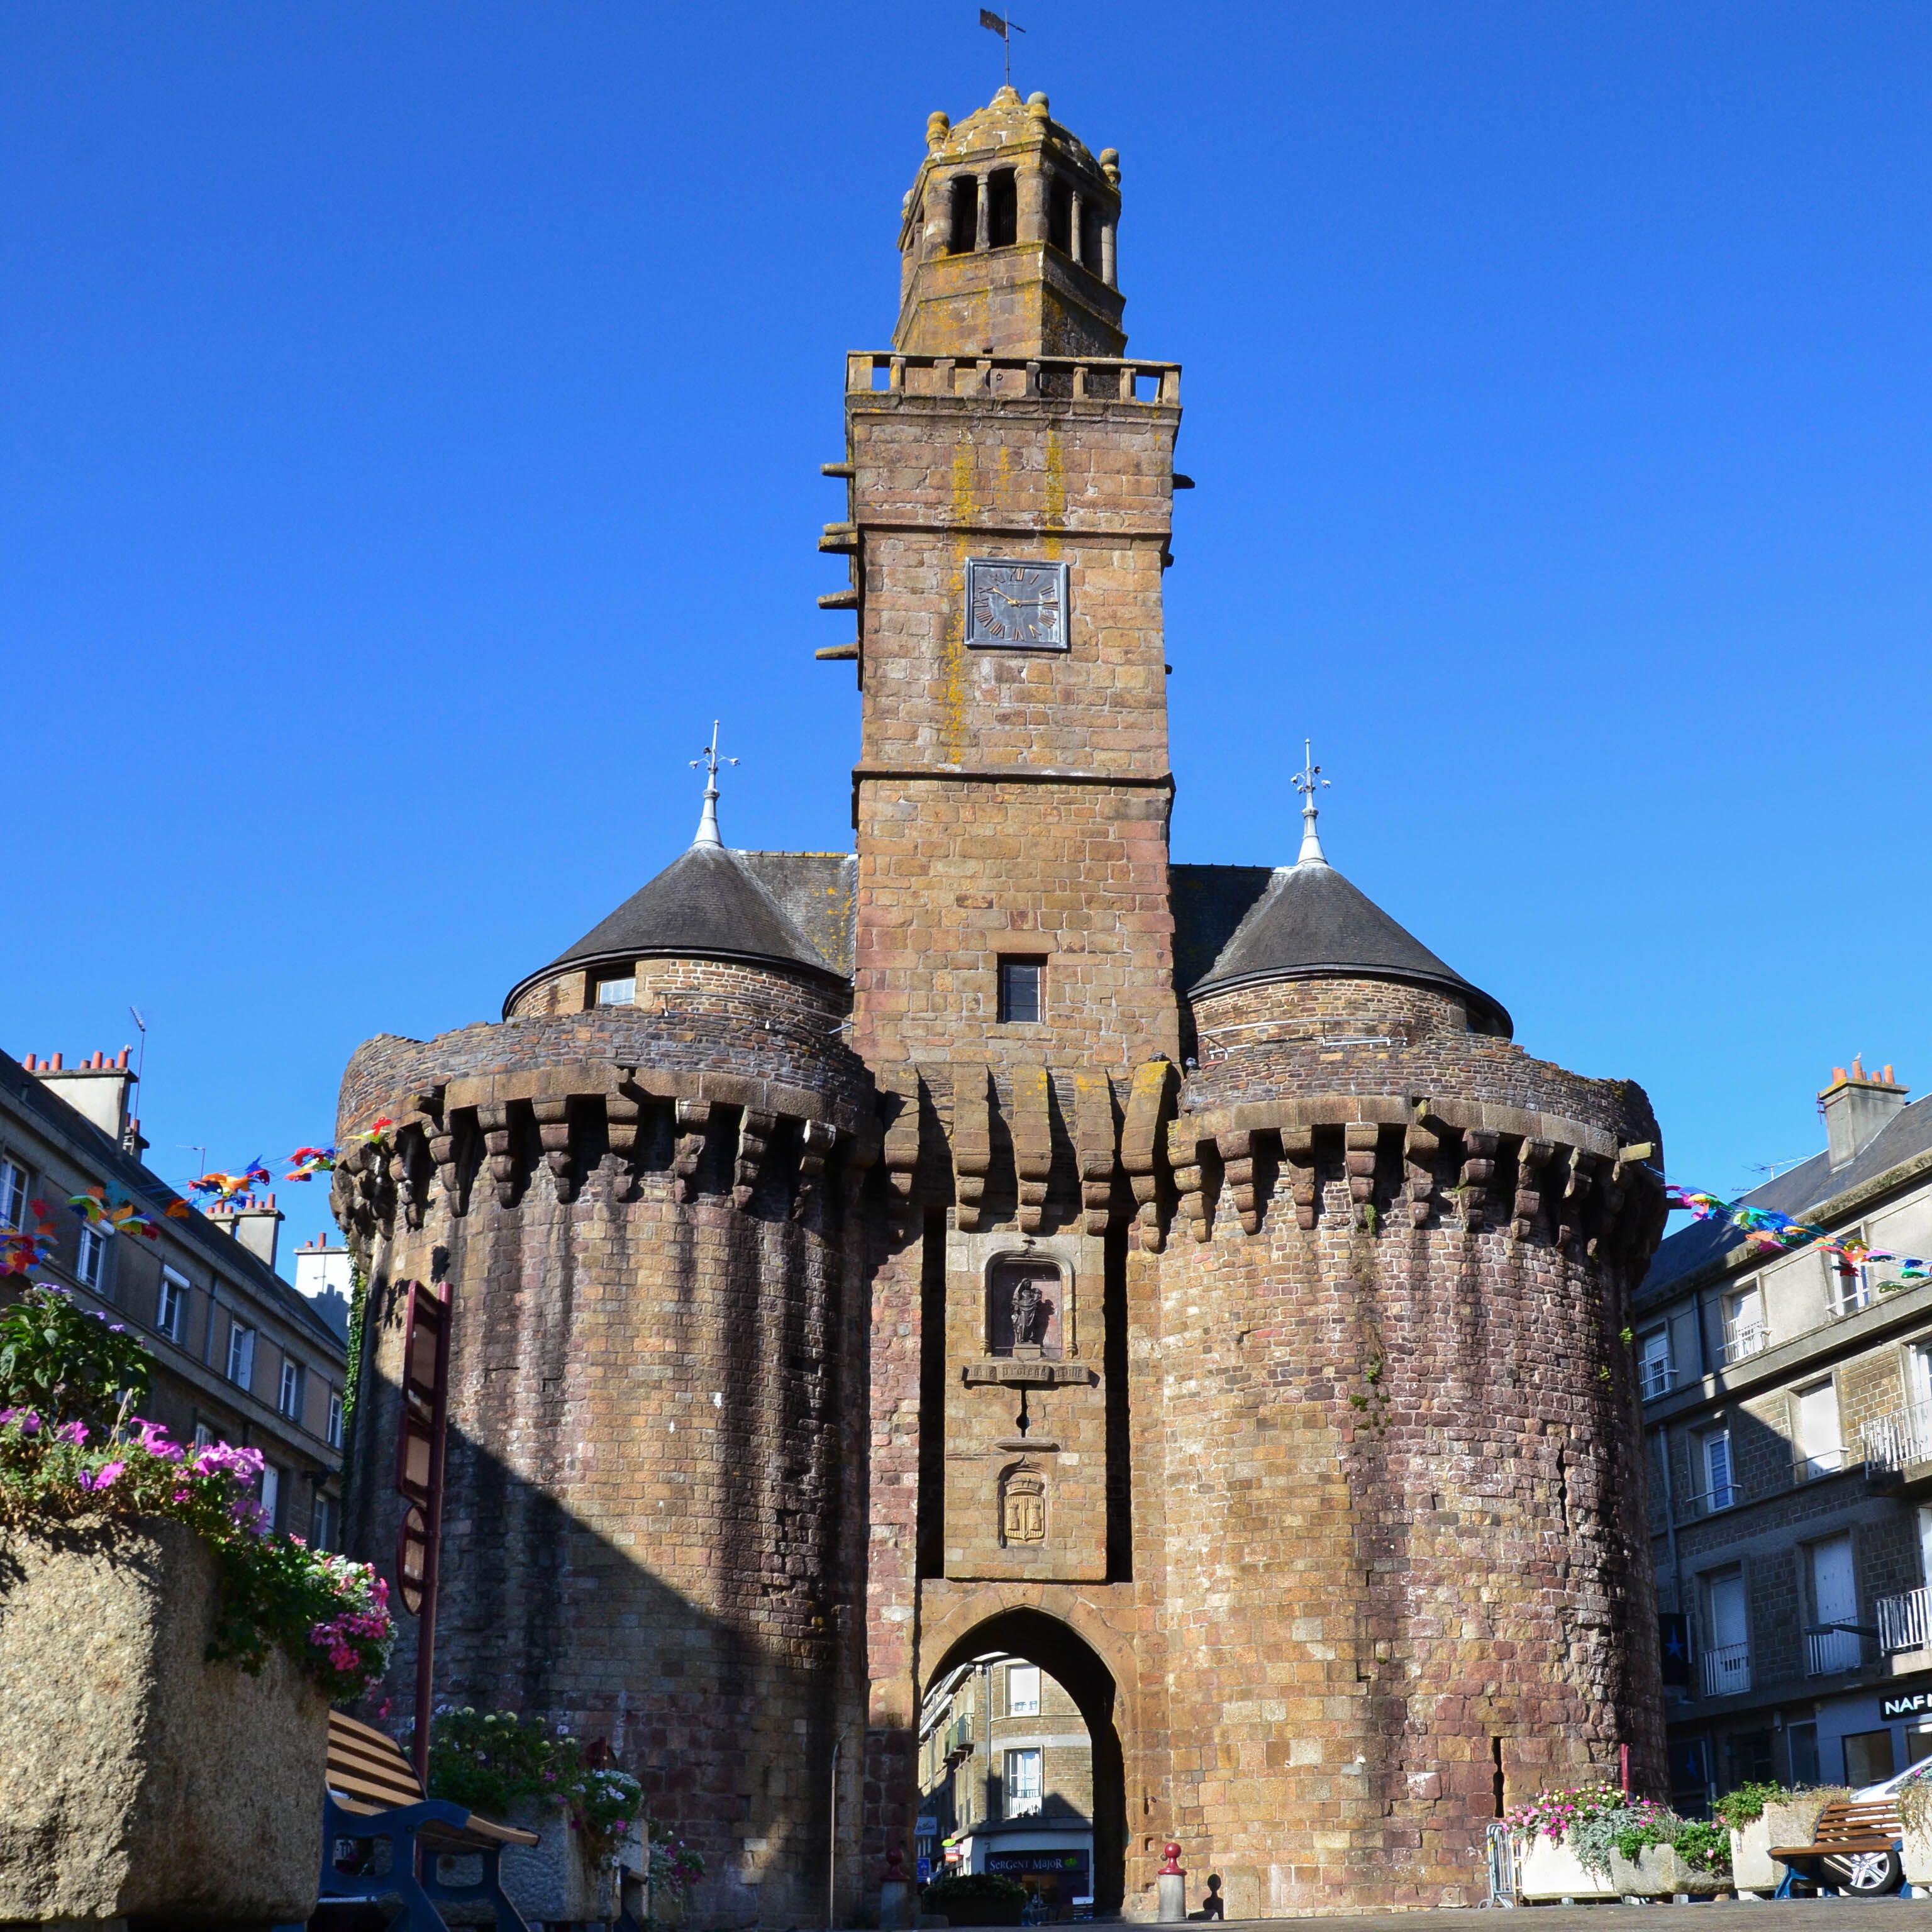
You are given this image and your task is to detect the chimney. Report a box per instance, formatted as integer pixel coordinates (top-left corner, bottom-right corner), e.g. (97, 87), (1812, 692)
(208, 1192), (284, 1271)
(24, 1047), (137, 1146)
(1819, 1058), (1910, 1171)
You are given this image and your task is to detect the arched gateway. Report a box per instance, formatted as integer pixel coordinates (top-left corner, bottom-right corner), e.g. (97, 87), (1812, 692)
(923, 1609), (1131, 1914)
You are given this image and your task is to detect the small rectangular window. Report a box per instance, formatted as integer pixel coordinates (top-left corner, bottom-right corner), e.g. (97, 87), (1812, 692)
(75, 1222), (106, 1289)
(193, 1418), (215, 1451)
(1638, 1328), (1672, 1401)
(157, 1269), (187, 1343)
(1005, 1747), (1043, 1817)
(948, 174), (977, 253)
(311, 1493), (336, 1550)
(1699, 1428), (1734, 1512)
(594, 974), (635, 1007)
(326, 1389), (344, 1449)
(997, 957), (1043, 1025)
(259, 1462), (280, 1530)
(278, 1357), (304, 1420)
(227, 1322), (256, 1389)
(1008, 1664), (1040, 1716)
(0, 1157), (29, 1228)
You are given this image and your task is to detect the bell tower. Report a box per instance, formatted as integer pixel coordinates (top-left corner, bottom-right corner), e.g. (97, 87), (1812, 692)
(894, 86), (1125, 358)
(828, 89), (1185, 1917)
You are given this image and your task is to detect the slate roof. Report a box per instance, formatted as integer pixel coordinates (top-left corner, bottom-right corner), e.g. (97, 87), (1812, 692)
(508, 847), (855, 1014)
(1641, 1091), (1932, 1297)
(1177, 859), (1512, 1036)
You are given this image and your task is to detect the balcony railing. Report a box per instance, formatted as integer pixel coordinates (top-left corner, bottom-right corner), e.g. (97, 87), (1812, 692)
(1719, 1322), (1768, 1367)
(1640, 1359), (1675, 1402)
(1794, 1445), (1848, 1482)
(1702, 1641), (1751, 1699)
(1806, 1628), (1867, 1677)
(1680, 1481), (1738, 1521)
(1863, 1402), (1932, 1473)
(1879, 1585), (1932, 1655)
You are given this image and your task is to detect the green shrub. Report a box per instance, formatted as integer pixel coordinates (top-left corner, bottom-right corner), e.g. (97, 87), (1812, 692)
(1712, 1781), (1787, 1829)
(920, 1872), (1030, 1926)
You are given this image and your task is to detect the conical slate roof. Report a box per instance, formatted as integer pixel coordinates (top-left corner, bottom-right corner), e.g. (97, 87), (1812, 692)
(1190, 858), (1512, 1037)
(504, 843), (841, 1016)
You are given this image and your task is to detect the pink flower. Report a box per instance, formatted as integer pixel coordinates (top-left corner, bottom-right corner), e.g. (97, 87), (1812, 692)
(53, 1420), (87, 1446)
(82, 1460), (126, 1491)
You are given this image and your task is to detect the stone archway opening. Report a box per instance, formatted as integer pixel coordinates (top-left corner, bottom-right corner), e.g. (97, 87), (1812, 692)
(921, 1609), (1128, 1916)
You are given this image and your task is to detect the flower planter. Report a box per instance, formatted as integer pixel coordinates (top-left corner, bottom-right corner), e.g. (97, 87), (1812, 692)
(1510, 1834), (1618, 1902)
(1729, 1817), (1776, 1894)
(1901, 1821), (1932, 1889)
(436, 1806), (617, 1926)
(1606, 1844), (1728, 1898)
(0, 1514), (328, 1927)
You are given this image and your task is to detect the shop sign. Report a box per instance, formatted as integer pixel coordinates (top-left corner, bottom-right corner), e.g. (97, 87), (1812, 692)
(1883, 1692), (1932, 1719)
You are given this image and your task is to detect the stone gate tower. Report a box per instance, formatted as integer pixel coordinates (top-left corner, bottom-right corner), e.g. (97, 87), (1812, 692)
(333, 84), (1672, 1926)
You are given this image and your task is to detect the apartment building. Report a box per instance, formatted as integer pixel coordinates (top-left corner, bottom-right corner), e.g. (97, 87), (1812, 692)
(1638, 1061), (1932, 1806)
(1, 1046), (345, 1542)
(916, 1655), (1095, 1913)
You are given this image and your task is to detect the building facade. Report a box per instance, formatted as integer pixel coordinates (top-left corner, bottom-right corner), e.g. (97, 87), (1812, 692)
(918, 1655), (1095, 1913)
(1, 1047), (345, 1540)
(333, 87), (1670, 1921)
(1638, 1061), (1932, 1805)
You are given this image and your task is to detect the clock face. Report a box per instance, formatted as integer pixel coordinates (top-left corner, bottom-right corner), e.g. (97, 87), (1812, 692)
(966, 558), (1070, 651)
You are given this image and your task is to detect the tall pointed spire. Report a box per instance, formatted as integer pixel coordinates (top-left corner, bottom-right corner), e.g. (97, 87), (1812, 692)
(1291, 738), (1330, 867)
(690, 721), (738, 848)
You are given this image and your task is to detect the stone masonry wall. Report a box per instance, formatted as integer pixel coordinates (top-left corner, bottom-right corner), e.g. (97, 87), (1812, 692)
(335, 968), (877, 1929)
(1156, 974), (1666, 1913)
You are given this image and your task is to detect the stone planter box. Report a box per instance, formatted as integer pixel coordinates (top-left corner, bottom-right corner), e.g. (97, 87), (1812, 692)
(1730, 1816), (1776, 1894)
(1606, 1844), (1728, 1898)
(1733, 1793), (1845, 1897)
(438, 1806), (617, 1926)
(1511, 1834), (1618, 1902)
(0, 1515), (328, 1928)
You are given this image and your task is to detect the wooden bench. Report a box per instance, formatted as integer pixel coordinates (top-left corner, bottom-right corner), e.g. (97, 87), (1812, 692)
(318, 1710), (541, 1932)
(1769, 1796), (1905, 1896)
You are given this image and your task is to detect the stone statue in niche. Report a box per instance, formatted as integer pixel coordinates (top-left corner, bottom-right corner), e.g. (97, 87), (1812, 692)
(988, 1260), (1062, 1359)
(1001, 1465), (1047, 1546)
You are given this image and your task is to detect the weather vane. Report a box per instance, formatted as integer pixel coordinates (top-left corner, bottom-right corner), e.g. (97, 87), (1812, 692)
(978, 8), (1025, 90)
(691, 721), (738, 848)
(1292, 736), (1330, 866)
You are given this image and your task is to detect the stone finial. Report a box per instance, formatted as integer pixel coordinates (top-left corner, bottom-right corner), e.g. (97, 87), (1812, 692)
(1099, 145), (1121, 184)
(992, 84), (1021, 107)
(1028, 91), (1050, 121)
(926, 109), (951, 150)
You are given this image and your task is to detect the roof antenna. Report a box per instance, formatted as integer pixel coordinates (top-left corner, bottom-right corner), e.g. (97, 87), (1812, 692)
(1291, 737), (1330, 867)
(690, 721), (738, 848)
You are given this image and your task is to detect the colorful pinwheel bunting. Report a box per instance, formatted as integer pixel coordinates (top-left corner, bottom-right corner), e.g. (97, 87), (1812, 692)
(353, 1116), (395, 1147)
(66, 1185), (161, 1241)
(286, 1146), (338, 1182)
(1665, 1181), (1932, 1284)
(187, 1162), (273, 1204)
(1, 1199), (58, 1276)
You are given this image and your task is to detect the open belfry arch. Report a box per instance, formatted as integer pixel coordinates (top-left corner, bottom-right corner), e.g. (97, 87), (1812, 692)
(334, 85), (1672, 1924)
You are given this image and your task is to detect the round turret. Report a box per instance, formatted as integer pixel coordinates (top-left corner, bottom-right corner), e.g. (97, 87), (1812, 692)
(1155, 821), (1667, 1914)
(331, 787), (875, 1928)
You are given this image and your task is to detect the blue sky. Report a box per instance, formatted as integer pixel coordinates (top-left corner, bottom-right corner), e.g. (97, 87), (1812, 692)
(5, 3), (1930, 1263)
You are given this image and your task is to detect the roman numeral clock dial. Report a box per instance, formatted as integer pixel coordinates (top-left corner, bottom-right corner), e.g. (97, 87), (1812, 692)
(966, 558), (1070, 652)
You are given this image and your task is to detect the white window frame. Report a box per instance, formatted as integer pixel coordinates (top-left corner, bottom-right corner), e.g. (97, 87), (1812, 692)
(594, 974), (636, 1007)
(1828, 1238), (1870, 1318)
(1007, 1664), (1041, 1716)
(1639, 1327), (1674, 1401)
(75, 1221), (106, 1289)
(1722, 1281), (1767, 1364)
(226, 1321), (256, 1390)
(0, 1155), (29, 1228)
(259, 1462), (280, 1530)
(1004, 1746), (1043, 1817)
(1699, 1426), (1735, 1513)
(311, 1492), (336, 1550)
(1794, 1378), (1843, 1480)
(157, 1268), (188, 1343)
(278, 1356), (303, 1420)
(192, 1419), (215, 1451)
(326, 1389), (344, 1449)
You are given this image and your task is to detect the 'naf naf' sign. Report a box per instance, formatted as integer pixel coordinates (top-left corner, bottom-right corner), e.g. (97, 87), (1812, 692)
(1882, 1692), (1931, 1719)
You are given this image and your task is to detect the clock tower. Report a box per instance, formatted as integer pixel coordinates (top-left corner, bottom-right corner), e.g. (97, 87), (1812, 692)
(826, 84), (1186, 1909)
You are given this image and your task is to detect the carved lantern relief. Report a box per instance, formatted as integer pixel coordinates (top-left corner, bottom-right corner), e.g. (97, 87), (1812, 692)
(1000, 1463), (1047, 1546)
(987, 1257), (1063, 1360)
